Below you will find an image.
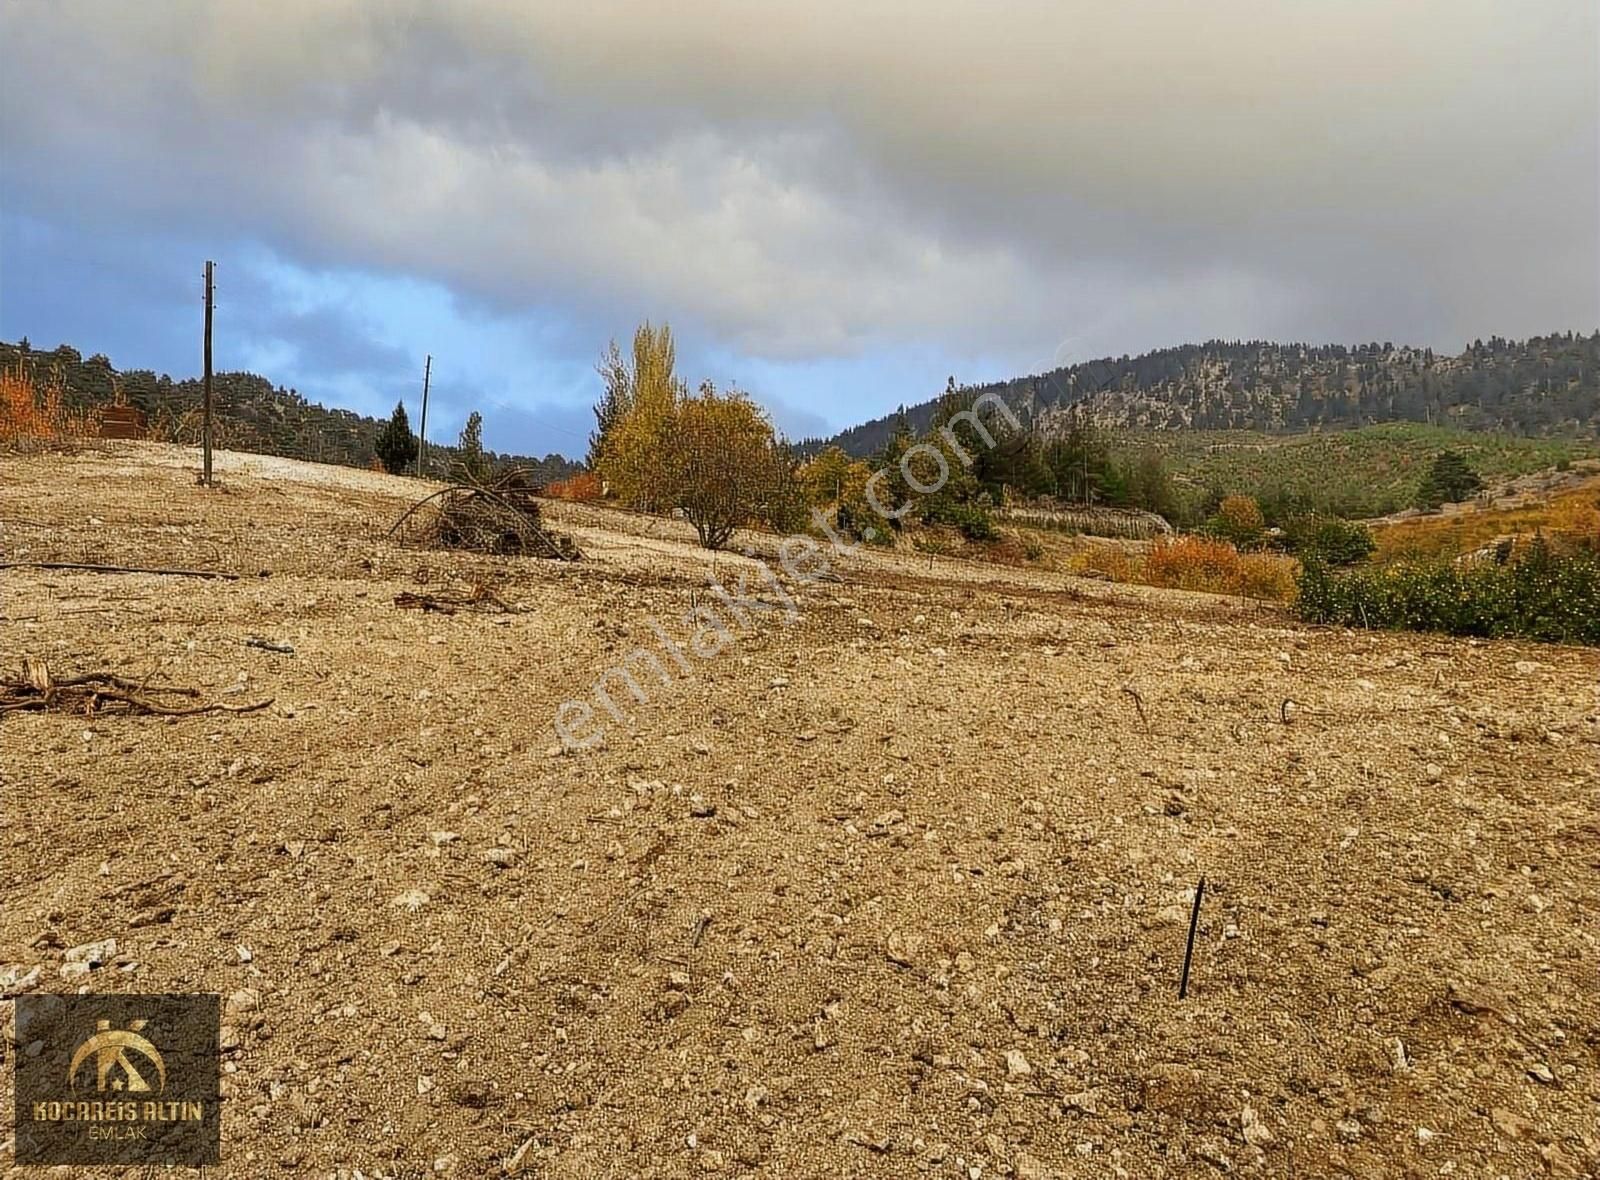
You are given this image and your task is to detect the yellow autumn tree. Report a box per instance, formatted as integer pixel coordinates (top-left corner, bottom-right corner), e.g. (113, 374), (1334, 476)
(595, 322), (685, 510)
(1211, 493), (1266, 548)
(663, 384), (797, 549)
(798, 444), (874, 536)
(798, 445), (853, 505)
(591, 323), (801, 545)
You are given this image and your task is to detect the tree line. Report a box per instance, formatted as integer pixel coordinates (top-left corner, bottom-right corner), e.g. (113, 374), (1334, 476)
(584, 335), (1192, 548)
(0, 339), (580, 485)
(581, 324), (1517, 551)
(817, 331), (1600, 458)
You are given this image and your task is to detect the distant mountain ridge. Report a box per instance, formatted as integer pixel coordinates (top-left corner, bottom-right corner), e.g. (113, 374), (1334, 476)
(0, 339), (583, 482)
(819, 332), (1600, 457)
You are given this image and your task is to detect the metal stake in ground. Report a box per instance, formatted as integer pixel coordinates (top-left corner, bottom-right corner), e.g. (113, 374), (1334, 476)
(202, 260), (215, 486)
(1179, 875), (1205, 1000)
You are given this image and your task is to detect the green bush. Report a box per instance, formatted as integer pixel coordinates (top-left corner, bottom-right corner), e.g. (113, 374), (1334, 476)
(833, 502), (896, 546)
(1280, 515), (1376, 566)
(920, 499), (997, 541)
(1296, 538), (1600, 645)
(1415, 450), (1484, 510)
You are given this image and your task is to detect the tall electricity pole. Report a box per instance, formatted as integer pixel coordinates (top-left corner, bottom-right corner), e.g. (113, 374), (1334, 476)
(202, 260), (215, 486)
(416, 354), (432, 477)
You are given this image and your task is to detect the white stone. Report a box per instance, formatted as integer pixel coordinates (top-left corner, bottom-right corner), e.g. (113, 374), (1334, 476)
(0, 964), (41, 997)
(1241, 1104), (1273, 1146)
(391, 888), (430, 911)
(64, 938), (116, 966)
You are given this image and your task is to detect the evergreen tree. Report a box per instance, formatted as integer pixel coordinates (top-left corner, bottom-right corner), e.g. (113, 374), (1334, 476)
(1047, 410), (1112, 502)
(869, 408), (917, 528)
(1416, 450), (1484, 509)
(375, 401), (418, 474)
(588, 339), (631, 472)
(456, 411), (491, 483)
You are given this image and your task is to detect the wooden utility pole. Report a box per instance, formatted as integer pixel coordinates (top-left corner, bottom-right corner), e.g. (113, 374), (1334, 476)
(202, 260), (215, 485)
(416, 354), (432, 477)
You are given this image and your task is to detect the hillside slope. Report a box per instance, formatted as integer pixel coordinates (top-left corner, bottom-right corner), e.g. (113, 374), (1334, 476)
(825, 332), (1600, 456)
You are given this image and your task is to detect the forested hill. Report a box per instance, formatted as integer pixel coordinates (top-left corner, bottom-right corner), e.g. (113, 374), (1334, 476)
(0, 340), (582, 482)
(820, 332), (1600, 457)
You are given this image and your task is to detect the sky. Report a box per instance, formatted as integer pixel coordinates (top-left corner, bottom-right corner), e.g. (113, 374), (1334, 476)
(2, 1), (1597, 458)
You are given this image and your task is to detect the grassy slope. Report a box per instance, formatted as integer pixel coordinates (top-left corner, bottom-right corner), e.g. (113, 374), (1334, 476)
(1116, 423), (1598, 519)
(1370, 475), (1600, 562)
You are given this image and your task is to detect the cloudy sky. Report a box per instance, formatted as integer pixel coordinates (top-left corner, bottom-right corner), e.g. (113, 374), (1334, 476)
(2, 2), (1596, 457)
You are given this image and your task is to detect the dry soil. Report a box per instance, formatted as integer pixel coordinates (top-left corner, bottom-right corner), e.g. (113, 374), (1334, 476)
(1, 443), (1597, 1179)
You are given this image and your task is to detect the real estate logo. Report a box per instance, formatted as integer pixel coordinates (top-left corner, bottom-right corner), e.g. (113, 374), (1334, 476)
(13, 994), (221, 1165)
(69, 1017), (167, 1093)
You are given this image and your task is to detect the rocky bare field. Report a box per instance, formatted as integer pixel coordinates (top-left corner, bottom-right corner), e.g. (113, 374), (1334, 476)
(1, 443), (1597, 1178)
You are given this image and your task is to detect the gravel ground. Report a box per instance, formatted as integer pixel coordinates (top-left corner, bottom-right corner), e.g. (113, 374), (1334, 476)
(1, 442), (1597, 1178)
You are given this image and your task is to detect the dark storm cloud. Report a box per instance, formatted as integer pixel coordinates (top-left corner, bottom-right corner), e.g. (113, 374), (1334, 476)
(1, 0), (1595, 423)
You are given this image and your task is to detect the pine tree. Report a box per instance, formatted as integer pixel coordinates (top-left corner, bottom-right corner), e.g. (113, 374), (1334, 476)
(375, 401), (418, 475)
(456, 411), (491, 484)
(1415, 451), (1483, 509)
(588, 339), (631, 472)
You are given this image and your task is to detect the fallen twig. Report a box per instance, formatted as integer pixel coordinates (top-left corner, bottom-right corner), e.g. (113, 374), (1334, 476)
(0, 561), (241, 581)
(0, 658), (271, 718)
(48, 671), (197, 695)
(245, 636), (296, 655)
(691, 911), (712, 949)
(69, 690), (271, 717)
(394, 586), (522, 615)
(1121, 686), (1148, 728)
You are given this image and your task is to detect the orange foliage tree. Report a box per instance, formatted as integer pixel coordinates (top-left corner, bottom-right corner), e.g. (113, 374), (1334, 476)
(545, 471), (604, 502)
(0, 366), (94, 443)
(1144, 534), (1296, 600)
(1210, 494), (1266, 547)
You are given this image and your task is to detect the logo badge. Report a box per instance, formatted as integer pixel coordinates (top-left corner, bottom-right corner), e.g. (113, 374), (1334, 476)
(68, 1018), (167, 1093)
(13, 994), (220, 1165)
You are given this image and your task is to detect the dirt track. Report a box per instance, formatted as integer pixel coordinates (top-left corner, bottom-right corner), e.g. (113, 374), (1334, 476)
(2, 443), (1597, 1179)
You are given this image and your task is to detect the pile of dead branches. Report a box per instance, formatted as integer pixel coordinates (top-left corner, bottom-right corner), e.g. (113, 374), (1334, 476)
(387, 468), (580, 560)
(0, 657), (273, 718)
